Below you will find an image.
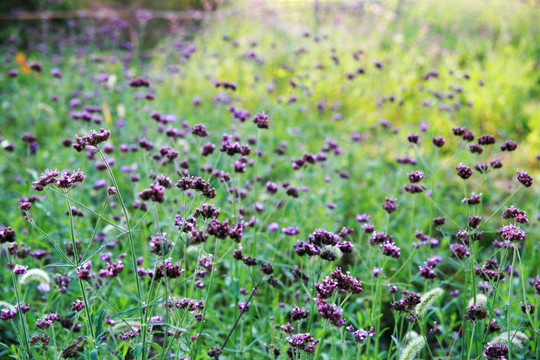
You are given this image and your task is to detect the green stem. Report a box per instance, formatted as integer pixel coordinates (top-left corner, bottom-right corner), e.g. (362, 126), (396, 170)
(97, 149), (145, 359)
(4, 245), (32, 359)
(65, 194), (95, 340)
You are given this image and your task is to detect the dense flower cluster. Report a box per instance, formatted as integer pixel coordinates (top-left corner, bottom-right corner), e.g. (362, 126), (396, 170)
(516, 170), (533, 187)
(390, 290), (421, 313)
(73, 128), (111, 151)
(287, 333), (319, 353)
(499, 223), (526, 242)
(219, 133), (251, 156)
(32, 169), (86, 191)
(0, 226), (16, 243)
(465, 304), (488, 322)
(502, 206), (528, 223)
(484, 342), (508, 360)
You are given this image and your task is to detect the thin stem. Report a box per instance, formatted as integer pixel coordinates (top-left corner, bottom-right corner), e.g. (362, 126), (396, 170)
(65, 194), (95, 340)
(221, 276), (264, 351)
(4, 245), (32, 359)
(97, 148), (145, 359)
(466, 322), (476, 359)
(507, 245), (517, 360)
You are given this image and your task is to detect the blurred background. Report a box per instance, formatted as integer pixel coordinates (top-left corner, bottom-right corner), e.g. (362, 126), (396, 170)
(1, 0), (539, 151)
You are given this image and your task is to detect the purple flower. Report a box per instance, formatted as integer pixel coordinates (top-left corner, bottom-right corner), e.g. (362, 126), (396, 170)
(288, 333), (319, 353)
(407, 133), (420, 144)
(252, 111), (269, 129)
(449, 243), (470, 259)
(315, 298), (345, 327)
(139, 183), (165, 203)
(70, 299), (85, 312)
(500, 140), (517, 151)
(484, 342), (508, 360)
(432, 217), (445, 227)
(499, 223), (526, 241)
(0, 308), (17, 321)
(191, 123), (209, 137)
(0, 226), (16, 244)
(237, 301), (251, 313)
(432, 136), (445, 147)
(502, 206), (528, 223)
(478, 134), (496, 145)
(381, 241), (401, 258)
(462, 192), (482, 205)
(282, 226), (299, 235)
(346, 326), (375, 344)
(382, 197), (397, 214)
(290, 305), (310, 321)
(465, 304), (488, 322)
(390, 290), (421, 313)
(517, 170), (533, 187)
(13, 264), (28, 274)
(407, 171), (424, 183)
(356, 213), (371, 222)
(73, 128), (111, 152)
(456, 163), (473, 179)
(461, 130), (475, 142)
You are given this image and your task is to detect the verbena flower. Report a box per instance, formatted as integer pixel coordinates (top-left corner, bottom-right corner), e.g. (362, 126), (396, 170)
(516, 170), (533, 187)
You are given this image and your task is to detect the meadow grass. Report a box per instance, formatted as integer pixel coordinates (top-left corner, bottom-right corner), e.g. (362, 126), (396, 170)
(0, 1), (538, 359)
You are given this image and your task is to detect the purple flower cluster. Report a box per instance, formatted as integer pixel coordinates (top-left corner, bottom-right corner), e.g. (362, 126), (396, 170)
(478, 134), (496, 145)
(0, 308), (16, 321)
(290, 305), (310, 321)
(99, 259), (124, 278)
(252, 111), (269, 129)
(502, 206), (528, 223)
(70, 299), (85, 312)
(456, 163), (473, 179)
(382, 197), (397, 214)
(139, 182), (165, 203)
(499, 223), (526, 242)
(465, 304), (488, 322)
(219, 134), (251, 156)
(346, 325), (375, 344)
(176, 175), (216, 198)
(32, 169), (86, 191)
(191, 123), (209, 137)
(129, 77), (150, 87)
(462, 192), (482, 205)
(390, 290), (421, 313)
(500, 140), (517, 151)
(484, 342), (508, 360)
(36, 313), (61, 329)
(73, 128), (111, 151)
(407, 170), (424, 183)
(419, 256), (442, 279)
(315, 297), (346, 327)
(475, 258), (505, 281)
(516, 170), (533, 187)
(0, 226), (16, 243)
(287, 333), (319, 354)
(168, 297), (205, 311)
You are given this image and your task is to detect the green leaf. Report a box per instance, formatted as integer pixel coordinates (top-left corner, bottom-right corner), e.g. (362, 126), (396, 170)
(111, 306), (144, 319)
(147, 342), (162, 351)
(95, 310), (105, 339)
(90, 349), (98, 360)
(45, 263), (73, 268)
(133, 343), (143, 358)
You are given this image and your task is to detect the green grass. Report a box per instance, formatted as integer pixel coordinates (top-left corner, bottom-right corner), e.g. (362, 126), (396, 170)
(0, 1), (539, 359)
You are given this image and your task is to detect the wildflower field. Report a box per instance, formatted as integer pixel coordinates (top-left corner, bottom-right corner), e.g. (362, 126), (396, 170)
(0, 0), (539, 359)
